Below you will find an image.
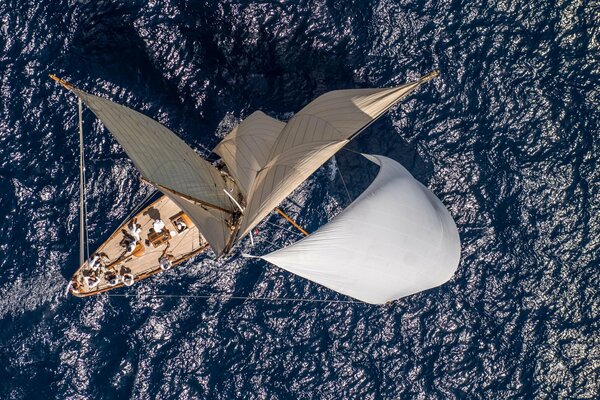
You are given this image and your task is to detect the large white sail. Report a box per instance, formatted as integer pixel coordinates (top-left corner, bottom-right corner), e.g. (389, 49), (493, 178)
(213, 111), (285, 197)
(238, 73), (438, 239)
(70, 87), (237, 212)
(255, 155), (461, 304)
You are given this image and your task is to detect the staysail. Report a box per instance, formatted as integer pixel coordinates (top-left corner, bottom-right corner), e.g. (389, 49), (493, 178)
(213, 111), (285, 197)
(254, 154), (461, 304)
(237, 72), (439, 239)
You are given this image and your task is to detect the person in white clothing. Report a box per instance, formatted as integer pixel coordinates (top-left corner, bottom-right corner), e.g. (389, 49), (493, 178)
(85, 275), (99, 288)
(153, 219), (165, 233)
(159, 256), (172, 270)
(128, 220), (142, 242)
(88, 254), (100, 270)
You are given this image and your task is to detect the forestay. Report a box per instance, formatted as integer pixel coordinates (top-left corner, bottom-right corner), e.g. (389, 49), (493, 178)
(70, 87), (236, 212)
(238, 73), (437, 239)
(256, 154), (461, 304)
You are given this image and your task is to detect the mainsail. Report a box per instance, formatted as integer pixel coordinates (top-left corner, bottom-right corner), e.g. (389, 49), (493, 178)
(237, 72), (439, 239)
(254, 155), (461, 304)
(51, 77), (239, 255)
(69, 87), (236, 212)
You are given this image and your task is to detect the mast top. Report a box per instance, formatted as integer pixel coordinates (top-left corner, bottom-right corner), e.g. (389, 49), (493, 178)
(419, 69), (440, 83)
(49, 74), (74, 90)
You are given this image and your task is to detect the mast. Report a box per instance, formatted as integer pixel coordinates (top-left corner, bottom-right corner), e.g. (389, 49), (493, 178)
(50, 75), (90, 264)
(78, 97), (89, 265)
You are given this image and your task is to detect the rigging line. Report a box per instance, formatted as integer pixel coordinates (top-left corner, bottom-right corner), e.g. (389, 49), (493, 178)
(223, 188), (244, 213)
(260, 237), (280, 249)
(105, 293), (364, 304)
(341, 147), (362, 156)
(335, 156), (352, 204)
(258, 236), (299, 254)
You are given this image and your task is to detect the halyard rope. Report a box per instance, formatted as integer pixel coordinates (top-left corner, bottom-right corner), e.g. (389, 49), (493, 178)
(336, 157), (352, 204)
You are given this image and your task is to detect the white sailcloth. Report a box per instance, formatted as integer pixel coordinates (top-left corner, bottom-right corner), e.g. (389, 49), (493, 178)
(70, 87), (237, 212)
(257, 155), (461, 304)
(238, 77), (432, 239)
(213, 111), (285, 197)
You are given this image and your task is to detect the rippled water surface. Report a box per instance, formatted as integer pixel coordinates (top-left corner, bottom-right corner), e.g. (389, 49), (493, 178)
(1, 0), (598, 398)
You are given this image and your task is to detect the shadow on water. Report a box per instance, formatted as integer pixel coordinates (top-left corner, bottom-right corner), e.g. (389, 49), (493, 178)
(69, 2), (174, 97)
(339, 118), (434, 199)
(61, 1), (367, 146)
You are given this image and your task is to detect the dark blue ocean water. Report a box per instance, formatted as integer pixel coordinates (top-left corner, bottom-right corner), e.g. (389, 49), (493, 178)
(1, 0), (598, 398)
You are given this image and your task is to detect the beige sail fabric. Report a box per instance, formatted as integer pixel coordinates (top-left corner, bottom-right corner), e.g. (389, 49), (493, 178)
(71, 88), (236, 212)
(213, 111), (285, 197)
(238, 80), (424, 238)
(159, 187), (234, 257)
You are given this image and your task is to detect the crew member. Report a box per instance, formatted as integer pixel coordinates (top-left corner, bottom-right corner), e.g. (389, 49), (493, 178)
(128, 220), (142, 242)
(126, 240), (136, 254)
(153, 219), (165, 234)
(88, 254), (100, 270)
(175, 218), (187, 232)
(159, 255), (172, 270)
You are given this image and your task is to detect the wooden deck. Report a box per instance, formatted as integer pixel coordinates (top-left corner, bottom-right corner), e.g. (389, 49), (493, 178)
(69, 195), (208, 296)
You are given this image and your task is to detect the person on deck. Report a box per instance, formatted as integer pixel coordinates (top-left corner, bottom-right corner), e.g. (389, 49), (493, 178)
(105, 273), (119, 286)
(88, 254), (100, 270)
(84, 275), (99, 288)
(70, 279), (81, 294)
(159, 255), (173, 270)
(175, 218), (187, 232)
(158, 243), (173, 270)
(153, 219), (165, 234)
(126, 240), (136, 254)
(128, 219), (142, 242)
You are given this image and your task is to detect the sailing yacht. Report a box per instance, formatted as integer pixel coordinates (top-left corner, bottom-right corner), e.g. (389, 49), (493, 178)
(52, 71), (460, 303)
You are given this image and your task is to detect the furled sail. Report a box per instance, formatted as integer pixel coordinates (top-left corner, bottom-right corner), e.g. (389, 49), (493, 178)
(238, 72), (439, 239)
(213, 111), (285, 197)
(69, 86), (237, 213)
(254, 154), (461, 304)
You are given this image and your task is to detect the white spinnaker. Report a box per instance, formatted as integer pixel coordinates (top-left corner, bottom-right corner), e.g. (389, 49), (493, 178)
(238, 76), (433, 239)
(213, 111), (285, 197)
(257, 155), (461, 304)
(71, 87), (236, 212)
